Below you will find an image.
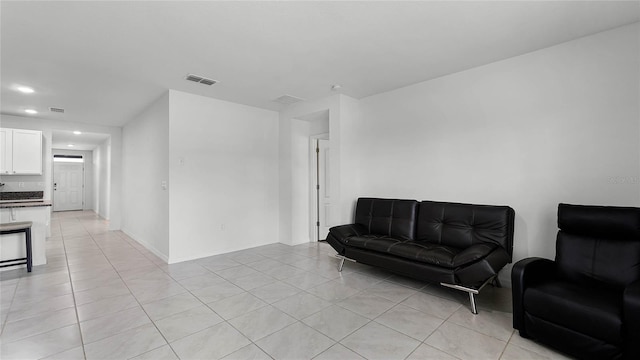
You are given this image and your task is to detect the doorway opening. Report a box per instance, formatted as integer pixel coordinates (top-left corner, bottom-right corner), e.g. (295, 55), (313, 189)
(311, 135), (330, 241)
(51, 129), (109, 219)
(293, 108), (332, 244)
(53, 155), (84, 211)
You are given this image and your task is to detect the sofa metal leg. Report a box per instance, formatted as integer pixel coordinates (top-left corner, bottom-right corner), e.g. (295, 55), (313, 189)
(334, 254), (355, 272)
(440, 278), (493, 315)
(469, 292), (478, 314)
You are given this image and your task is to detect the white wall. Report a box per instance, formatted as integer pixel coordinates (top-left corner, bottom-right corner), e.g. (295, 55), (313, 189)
(93, 137), (112, 221)
(335, 95), (362, 225)
(291, 118), (312, 243)
(352, 23), (639, 277)
(122, 92), (170, 260)
(0, 114), (122, 228)
(93, 145), (102, 215)
(309, 116), (329, 136)
(52, 149), (94, 210)
(168, 90), (279, 262)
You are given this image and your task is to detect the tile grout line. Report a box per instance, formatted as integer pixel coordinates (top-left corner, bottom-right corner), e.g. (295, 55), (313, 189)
(188, 255), (311, 359)
(433, 289), (516, 344)
(325, 273), (457, 359)
(423, 300), (482, 360)
(36, 212), (88, 360)
(0, 271), (21, 337)
(499, 330), (517, 359)
(151, 267), (276, 358)
(0, 222), (62, 341)
(0, 220), (74, 336)
(158, 248), (336, 358)
(63, 212), (95, 360)
(61, 211), (152, 358)
(291, 269), (402, 360)
(325, 283), (422, 360)
(92, 221), (282, 359)
(248, 254), (408, 359)
(70, 212), (186, 358)
(82, 218), (181, 359)
(211, 251), (335, 358)
(65, 211), (186, 359)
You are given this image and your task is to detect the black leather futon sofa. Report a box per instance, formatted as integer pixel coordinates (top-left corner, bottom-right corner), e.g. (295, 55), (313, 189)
(327, 197), (515, 313)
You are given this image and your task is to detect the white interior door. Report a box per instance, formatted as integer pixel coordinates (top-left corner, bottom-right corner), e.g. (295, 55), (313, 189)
(54, 162), (84, 211)
(317, 139), (331, 240)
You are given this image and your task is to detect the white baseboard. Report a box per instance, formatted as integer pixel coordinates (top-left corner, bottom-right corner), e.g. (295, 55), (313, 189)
(120, 228), (169, 263)
(168, 241), (281, 264)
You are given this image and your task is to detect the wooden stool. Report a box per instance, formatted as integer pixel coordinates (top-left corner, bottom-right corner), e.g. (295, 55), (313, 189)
(0, 221), (33, 272)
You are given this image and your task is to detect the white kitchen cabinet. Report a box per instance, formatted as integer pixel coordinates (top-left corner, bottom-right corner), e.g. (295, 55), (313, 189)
(0, 128), (43, 175)
(0, 128), (11, 174)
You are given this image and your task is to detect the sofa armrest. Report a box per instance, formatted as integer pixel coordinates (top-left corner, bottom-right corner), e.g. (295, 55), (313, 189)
(326, 224), (368, 255)
(329, 224), (367, 242)
(452, 243), (496, 267)
(511, 258), (556, 332)
(624, 281), (640, 359)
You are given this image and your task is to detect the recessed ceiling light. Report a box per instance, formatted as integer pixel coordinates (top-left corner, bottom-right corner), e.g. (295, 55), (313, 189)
(67, 144), (75, 147)
(24, 109), (38, 114)
(73, 131), (82, 135)
(17, 86), (35, 94)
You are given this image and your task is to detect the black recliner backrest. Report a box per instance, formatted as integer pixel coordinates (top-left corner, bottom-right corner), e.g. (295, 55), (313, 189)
(416, 201), (515, 258)
(354, 198), (418, 241)
(556, 203), (640, 289)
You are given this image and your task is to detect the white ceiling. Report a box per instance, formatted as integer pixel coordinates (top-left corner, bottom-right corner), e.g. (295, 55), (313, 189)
(1, 1), (638, 127)
(51, 130), (110, 151)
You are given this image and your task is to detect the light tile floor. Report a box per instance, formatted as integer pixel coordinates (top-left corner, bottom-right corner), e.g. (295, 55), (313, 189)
(0, 211), (570, 360)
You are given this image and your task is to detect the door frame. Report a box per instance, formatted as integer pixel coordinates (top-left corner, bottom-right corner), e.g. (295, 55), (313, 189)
(52, 155), (85, 212)
(309, 133), (330, 242)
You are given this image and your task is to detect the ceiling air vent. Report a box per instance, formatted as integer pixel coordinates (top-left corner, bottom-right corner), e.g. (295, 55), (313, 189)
(274, 94), (304, 105)
(185, 74), (217, 86)
(49, 107), (65, 113)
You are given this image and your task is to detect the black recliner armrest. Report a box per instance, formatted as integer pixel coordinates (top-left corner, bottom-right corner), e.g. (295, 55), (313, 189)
(511, 257), (556, 333)
(624, 281), (640, 359)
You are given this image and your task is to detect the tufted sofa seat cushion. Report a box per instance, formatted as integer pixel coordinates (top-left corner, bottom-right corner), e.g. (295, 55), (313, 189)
(346, 236), (499, 269)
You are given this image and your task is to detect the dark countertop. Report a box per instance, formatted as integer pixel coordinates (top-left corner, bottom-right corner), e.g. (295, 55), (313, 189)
(0, 201), (52, 208)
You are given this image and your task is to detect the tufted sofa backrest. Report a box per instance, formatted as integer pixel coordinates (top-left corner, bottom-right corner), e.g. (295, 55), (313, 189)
(354, 198), (419, 241)
(556, 203), (640, 289)
(416, 201), (515, 258)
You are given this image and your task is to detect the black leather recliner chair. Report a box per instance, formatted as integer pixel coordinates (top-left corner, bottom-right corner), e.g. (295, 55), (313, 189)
(512, 203), (640, 359)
